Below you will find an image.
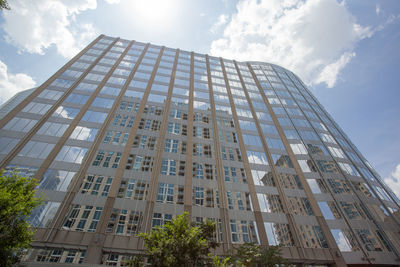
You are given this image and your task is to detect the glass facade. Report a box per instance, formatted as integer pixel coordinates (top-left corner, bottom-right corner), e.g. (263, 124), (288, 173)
(0, 34), (399, 266)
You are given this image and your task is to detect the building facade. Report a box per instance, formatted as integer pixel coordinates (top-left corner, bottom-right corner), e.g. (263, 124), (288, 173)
(0, 34), (399, 266)
(0, 88), (35, 119)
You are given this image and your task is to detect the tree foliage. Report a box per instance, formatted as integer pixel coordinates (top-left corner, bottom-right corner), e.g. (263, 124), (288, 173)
(126, 254), (146, 267)
(132, 212), (290, 267)
(230, 242), (261, 266)
(257, 245), (290, 267)
(229, 242), (289, 267)
(211, 255), (231, 267)
(137, 212), (217, 267)
(0, 0), (10, 10)
(0, 171), (42, 266)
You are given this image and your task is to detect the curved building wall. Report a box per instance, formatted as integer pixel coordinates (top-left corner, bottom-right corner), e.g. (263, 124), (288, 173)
(0, 34), (399, 266)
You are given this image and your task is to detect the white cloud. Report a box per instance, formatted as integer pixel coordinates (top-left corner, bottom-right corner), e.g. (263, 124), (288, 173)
(104, 0), (120, 4)
(0, 60), (36, 104)
(316, 52), (355, 88)
(210, 0), (373, 87)
(376, 4), (381, 15)
(210, 14), (229, 34)
(384, 164), (400, 198)
(2, 0), (98, 58)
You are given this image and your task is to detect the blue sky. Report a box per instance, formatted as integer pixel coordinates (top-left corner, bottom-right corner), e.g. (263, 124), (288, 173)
(0, 0), (399, 195)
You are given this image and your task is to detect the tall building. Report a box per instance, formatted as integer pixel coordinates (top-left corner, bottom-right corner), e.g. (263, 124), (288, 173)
(0, 34), (399, 266)
(0, 88), (35, 119)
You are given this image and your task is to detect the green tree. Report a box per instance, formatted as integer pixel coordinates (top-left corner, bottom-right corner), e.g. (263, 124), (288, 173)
(230, 242), (289, 267)
(126, 254), (146, 267)
(0, 0), (10, 10)
(137, 212), (218, 267)
(257, 245), (289, 267)
(0, 171), (42, 266)
(211, 254), (231, 267)
(230, 242), (260, 266)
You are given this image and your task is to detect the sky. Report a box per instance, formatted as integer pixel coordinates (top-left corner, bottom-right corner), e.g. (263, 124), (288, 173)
(0, 0), (399, 196)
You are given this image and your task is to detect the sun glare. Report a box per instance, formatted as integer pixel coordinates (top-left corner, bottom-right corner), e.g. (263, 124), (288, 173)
(126, 0), (177, 25)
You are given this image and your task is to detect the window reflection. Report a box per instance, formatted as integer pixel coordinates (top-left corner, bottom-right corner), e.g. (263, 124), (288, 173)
(257, 193), (284, 213)
(330, 229), (358, 252)
(264, 222), (294, 246)
(39, 169), (76, 192)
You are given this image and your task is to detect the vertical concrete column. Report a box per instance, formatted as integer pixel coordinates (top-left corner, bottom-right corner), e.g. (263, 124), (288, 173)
(205, 55), (232, 251)
(219, 59), (268, 246)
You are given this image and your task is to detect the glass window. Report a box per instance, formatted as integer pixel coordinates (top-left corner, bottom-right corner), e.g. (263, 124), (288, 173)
(152, 213), (172, 228)
(298, 160), (312, 172)
(156, 183), (175, 203)
(18, 141), (55, 159)
(125, 90), (144, 99)
(194, 90), (210, 100)
(52, 106), (79, 119)
(355, 228), (386, 252)
(236, 108), (253, 118)
(307, 179), (327, 194)
(107, 76), (126, 85)
(318, 202), (336, 220)
(69, 126), (98, 142)
(39, 170), (76, 191)
(37, 89), (64, 100)
(82, 110), (108, 123)
(65, 93), (90, 105)
(298, 225), (328, 248)
(151, 83), (169, 92)
(256, 112), (271, 121)
(266, 137), (285, 151)
(299, 130), (319, 141)
(161, 159), (176, 176)
(260, 123), (278, 135)
(130, 79), (148, 89)
(134, 71), (152, 80)
(330, 229), (354, 252)
(194, 101), (210, 110)
(338, 162), (359, 176)
(37, 122), (68, 137)
(147, 93), (167, 103)
(22, 102), (52, 115)
(55, 146), (88, 163)
(278, 173), (302, 189)
(257, 193), (284, 213)
(3, 117), (37, 132)
(247, 150), (268, 165)
(0, 137), (20, 155)
(251, 170), (275, 186)
(91, 97), (115, 109)
(173, 87), (189, 96)
(271, 154), (293, 168)
(29, 201), (60, 227)
(340, 202), (365, 220)
(320, 133), (337, 144)
(307, 143), (329, 155)
(290, 143), (307, 154)
(164, 139), (179, 153)
(85, 72), (105, 82)
(242, 134), (262, 147)
(264, 222), (293, 246)
(50, 78), (74, 89)
(287, 197), (314, 215)
(284, 130), (299, 140)
(238, 120), (257, 132)
(74, 82), (98, 93)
